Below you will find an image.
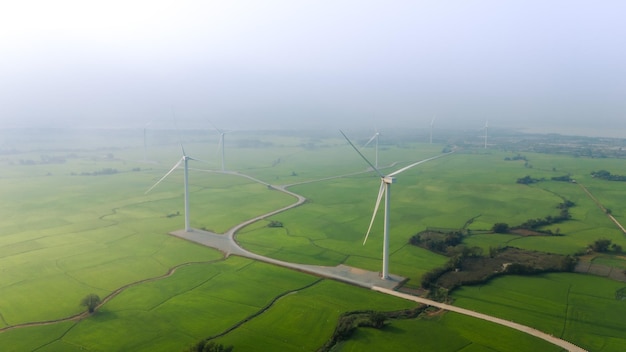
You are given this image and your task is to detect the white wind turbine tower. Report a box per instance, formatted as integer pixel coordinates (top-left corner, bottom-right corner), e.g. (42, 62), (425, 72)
(341, 130), (452, 279)
(143, 121), (152, 162)
(429, 117), (435, 144)
(362, 129), (380, 168)
(145, 145), (200, 232)
(483, 120), (489, 149)
(211, 123), (230, 171)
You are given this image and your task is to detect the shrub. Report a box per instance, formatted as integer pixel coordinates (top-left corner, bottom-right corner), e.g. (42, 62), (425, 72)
(80, 294), (101, 313)
(492, 223), (509, 233)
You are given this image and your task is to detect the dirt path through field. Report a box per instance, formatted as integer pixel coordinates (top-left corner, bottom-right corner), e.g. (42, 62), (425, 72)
(577, 182), (626, 233)
(0, 259), (223, 333)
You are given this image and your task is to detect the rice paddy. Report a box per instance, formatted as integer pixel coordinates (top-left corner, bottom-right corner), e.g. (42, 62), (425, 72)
(1, 128), (625, 351)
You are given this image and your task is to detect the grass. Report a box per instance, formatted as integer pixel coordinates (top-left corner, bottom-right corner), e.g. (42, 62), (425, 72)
(212, 279), (418, 351)
(239, 149), (624, 283)
(2, 129), (626, 351)
(591, 254), (626, 269)
(0, 257), (319, 351)
(0, 140), (297, 325)
(337, 312), (563, 352)
(0, 322), (79, 352)
(452, 273), (626, 351)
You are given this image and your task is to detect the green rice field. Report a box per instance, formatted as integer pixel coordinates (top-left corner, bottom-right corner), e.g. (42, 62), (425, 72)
(452, 273), (626, 351)
(1, 128), (625, 351)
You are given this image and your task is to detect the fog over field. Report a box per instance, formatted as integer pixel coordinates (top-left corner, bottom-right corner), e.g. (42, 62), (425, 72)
(1, 1), (625, 136)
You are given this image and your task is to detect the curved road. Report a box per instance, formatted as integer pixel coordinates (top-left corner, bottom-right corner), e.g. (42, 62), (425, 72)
(1, 153), (587, 351)
(182, 153), (586, 351)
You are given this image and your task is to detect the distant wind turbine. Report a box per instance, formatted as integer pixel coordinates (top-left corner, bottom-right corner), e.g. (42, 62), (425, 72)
(362, 129), (380, 168)
(143, 121), (152, 162)
(145, 145), (201, 232)
(211, 123), (231, 171)
(429, 117), (435, 144)
(341, 130), (453, 279)
(484, 120), (489, 149)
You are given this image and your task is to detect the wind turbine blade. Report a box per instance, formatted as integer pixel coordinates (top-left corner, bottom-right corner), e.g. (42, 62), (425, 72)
(209, 121), (224, 134)
(145, 159), (183, 194)
(388, 153), (450, 177)
(362, 134), (377, 148)
(187, 156), (209, 164)
(340, 130), (384, 178)
(364, 181), (386, 245)
(180, 143), (187, 157)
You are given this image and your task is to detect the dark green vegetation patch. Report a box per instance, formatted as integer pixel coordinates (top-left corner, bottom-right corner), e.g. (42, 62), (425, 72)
(318, 307), (426, 352)
(433, 247), (577, 290)
(616, 287), (626, 301)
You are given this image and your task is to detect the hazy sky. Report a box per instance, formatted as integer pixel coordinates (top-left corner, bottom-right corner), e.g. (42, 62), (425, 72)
(1, 1), (625, 135)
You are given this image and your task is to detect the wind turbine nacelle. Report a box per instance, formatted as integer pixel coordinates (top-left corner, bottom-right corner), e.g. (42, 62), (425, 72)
(383, 176), (396, 184)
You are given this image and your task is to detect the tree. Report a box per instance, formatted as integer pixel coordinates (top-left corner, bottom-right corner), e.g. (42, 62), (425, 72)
(267, 220), (283, 228)
(492, 223), (509, 233)
(488, 246), (499, 258)
(80, 293), (101, 313)
(369, 311), (387, 329)
(589, 238), (612, 253)
(188, 341), (233, 352)
(559, 255), (578, 271)
(469, 246), (483, 257)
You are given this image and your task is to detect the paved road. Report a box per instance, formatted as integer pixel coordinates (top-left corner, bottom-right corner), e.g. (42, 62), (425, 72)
(373, 287), (586, 352)
(177, 153), (588, 351)
(172, 229), (405, 290)
(0, 153), (589, 351)
(182, 157), (458, 289)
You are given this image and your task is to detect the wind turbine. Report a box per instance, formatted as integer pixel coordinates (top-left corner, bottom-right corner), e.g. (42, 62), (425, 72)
(145, 145), (199, 232)
(429, 117), (435, 144)
(143, 121), (152, 162)
(211, 123), (230, 171)
(341, 130), (451, 279)
(483, 120), (488, 149)
(362, 129), (380, 168)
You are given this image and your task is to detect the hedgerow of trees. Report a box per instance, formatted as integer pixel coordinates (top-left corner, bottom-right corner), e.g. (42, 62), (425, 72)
(551, 175), (573, 182)
(588, 238), (622, 253)
(504, 154), (527, 161)
(186, 341), (233, 352)
(409, 231), (463, 254)
(318, 308), (426, 352)
(491, 200), (574, 235)
(591, 170), (626, 182)
(419, 247), (578, 296)
(516, 175), (543, 184)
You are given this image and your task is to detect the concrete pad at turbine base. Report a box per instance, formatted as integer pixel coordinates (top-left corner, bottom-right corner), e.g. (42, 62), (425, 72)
(170, 229), (406, 290)
(170, 229), (246, 256)
(298, 264), (406, 290)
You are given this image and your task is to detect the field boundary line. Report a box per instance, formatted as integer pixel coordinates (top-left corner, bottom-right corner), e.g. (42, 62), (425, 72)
(199, 279), (324, 342)
(0, 259), (224, 334)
